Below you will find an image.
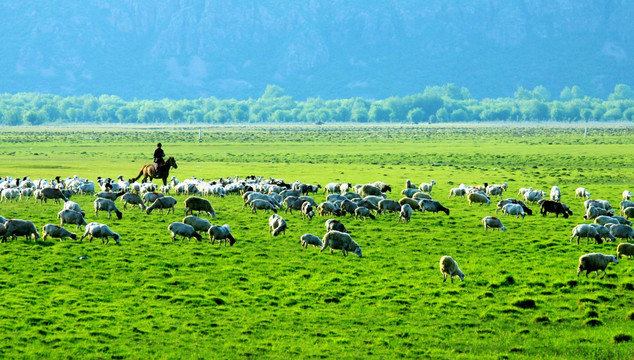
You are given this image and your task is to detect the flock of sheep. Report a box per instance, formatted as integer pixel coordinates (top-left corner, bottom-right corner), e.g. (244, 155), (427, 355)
(1, 174), (633, 282)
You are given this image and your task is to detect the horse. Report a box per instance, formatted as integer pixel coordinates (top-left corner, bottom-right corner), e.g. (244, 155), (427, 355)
(130, 156), (177, 186)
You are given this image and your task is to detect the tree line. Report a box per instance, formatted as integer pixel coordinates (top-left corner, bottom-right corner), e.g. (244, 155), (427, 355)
(2, 83), (634, 126)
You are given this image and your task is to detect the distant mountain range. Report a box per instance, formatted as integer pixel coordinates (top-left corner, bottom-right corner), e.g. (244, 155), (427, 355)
(2, 1), (632, 100)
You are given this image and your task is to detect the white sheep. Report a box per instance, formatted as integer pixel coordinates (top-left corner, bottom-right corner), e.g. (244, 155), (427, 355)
(621, 207), (634, 219)
(570, 224), (603, 245)
(575, 187), (591, 199)
(251, 199), (278, 214)
(616, 243), (634, 259)
(121, 193), (146, 210)
(584, 199), (612, 211)
(467, 192), (490, 206)
(502, 203), (525, 219)
(168, 222), (203, 241)
(486, 185), (504, 199)
(584, 206), (614, 220)
(2, 219), (41, 242)
(518, 187), (533, 196)
(324, 182), (341, 194)
(320, 230), (362, 257)
(623, 190), (632, 201)
(524, 190), (545, 204)
(594, 215), (619, 226)
(354, 207), (375, 220)
(80, 222), (120, 244)
(317, 202), (340, 217)
(42, 224), (77, 241)
(399, 204), (413, 223)
(182, 215), (212, 233)
(439, 255), (465, 283)
(19, 188), (33, 201)
(609, 224), (634, 241)
(378, 199), (401, 215)
(621, 200), (634, 211)
(146, 196), (178, 215)
(448, 187), (466, 198)
(62, 200), (85, 215)
(268, 214), (287, 236)
(208, 224), (236, 246)
(588, 223), (616, 243)
(57, 209), (88, 230)
(94, 198), (123, 219)
(1, 188), (20, 203)
(184, 196), (216, 218)
(419, 180), (436, 194)
(482, 216), (507, 232)
(577, 253), (618, 279)
(300, 233), (323, 249)
(142, 192), (164, 205)
(411, 192), (432, 200)
(405, 179), (417, 189)
(550, 186), (561, 202)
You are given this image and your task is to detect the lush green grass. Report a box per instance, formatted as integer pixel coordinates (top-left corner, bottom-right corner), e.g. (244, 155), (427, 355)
(0, 124), (633, 359)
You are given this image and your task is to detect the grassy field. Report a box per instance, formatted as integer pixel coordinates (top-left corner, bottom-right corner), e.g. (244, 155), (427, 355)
(0, 124), (633, 359)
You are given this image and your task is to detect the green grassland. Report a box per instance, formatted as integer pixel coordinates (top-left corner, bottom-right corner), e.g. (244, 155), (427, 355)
(0, 124), (633, 359)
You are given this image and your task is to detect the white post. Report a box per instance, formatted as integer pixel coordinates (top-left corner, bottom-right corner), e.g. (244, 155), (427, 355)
(198, 128), (202, 142)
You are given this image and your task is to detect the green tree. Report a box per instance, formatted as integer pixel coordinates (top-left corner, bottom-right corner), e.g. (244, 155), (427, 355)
(532, 86), (551, 102)
(623, 107), (634, 121)
(602, 108), (623, 121)
(368, 104), (393, 122)
(514, 86), (533, 100)
(169, 109), (184, 122)
(450, 109), (469, 122)
(435, 108), (449, 122)
(351, 108), (368, 123)
(525, 100), (550, 120)
(608, 84), (634, 101)
(406, 108), (425, 124)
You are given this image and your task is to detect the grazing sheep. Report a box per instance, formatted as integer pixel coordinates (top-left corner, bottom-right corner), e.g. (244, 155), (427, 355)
(588, 223), (616, 243)
(518, 187), (533, 196)
(168, 222), (203, 241)
(621, 207), (634, 220)
(584, 206), (614, 220)
(594, 215), (619, 226)
(182, 215), (212, 233)
(354, 206), (376, 220)
(502, 203), (525, 219)
(41, 187), (68, 204)
(208, 224), (236, 246)
(1, 188), (20, 203)
(121, 193), (146, 210)
(268, 214), (287, 236)
(623, 190), (633, 201)
(616, 243), (634, 260)
(609, 224), (634, 241)
(327, 194), (347, 203)
(570, 224), (603, 245)
(419, 180), (436, 194)
(362, 195), (385, 208)
(411, 192), (432, 200)
(439, 256), (465, 283)
(482, 216), (507, 232)
(320, 230), (362, 257)
(80, 222), (120, 244)
(325, 219), (349, 233)
(419, 199), (450, 215)
(42, 224), (77, 241)
(621, 200), (634, 212)
(448, 187), (466, 198)
(541, 200), (572, 218)
(251, 199), (278, 214)
(62, 200), (85, 215)
(401, 188), (422, 198)
(301, 202), (315, 220)
(575, 187), (591, 199)
(495, 199), (532, 215)
(146, 196), (178, 215)
(467, 192), (491, 206)
(577, 253), (618, 279)
(378, 199), (401, 215)
(486, 185), (504, 199)
(398, 197), (421, 211)
(324, 183), (341, 194)
(142, 192), (164, 205)
(339, 199), (358, 216)
(2, 219), (41, 242)
(524, 190), (545, 204)
(300, 233), (323, 249)
(94, 198), (123, 219)
(19, 187), (33, 201)
(57, 209), (88, 230)
(317, 202), (341, 217)
(183, 196), (216, 218)
(355, 199), (379, 211)
(372, 181), (392, 193)
(549, 186), (561, 202)
(399, 204), (413, 223)
(94, 190), (125, 201)
(360, 184), (383, 198)
(584, 199), (612, 211)
(612, 215), (632, 226)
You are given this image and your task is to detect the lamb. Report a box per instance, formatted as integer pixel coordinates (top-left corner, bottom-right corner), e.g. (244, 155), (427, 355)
(467, 192), (491, 206)
(251, 199), (279, 214)
(268, 214), (287, 236)
(120, 193), (146, 210)
(502, 203), (525, 219)
(398, 197), (421, 211)
(378, 199), (401, 215)
(439, 255), (465, 283)
(419, 180), (436, 194)
(300, 233), (323, 249)
(208, 224), (236, 246)
(2, 219), (41, 242)
(360, 184), (383, 198)
(621, 207), (634, 219)
(325, 218), (349, 233)
(570, 224), (603, 245)
(320, 230), (362, 257)
(146, 196), (178, 215)
(448, 187), (466, 198)
(623, 190), (633, 201)
(94, 198), (123, 219)
(57, 209), (88, 230)
(184, 196), (216, 218)
(550, 186), (561, 202)
(575, 187), (591, 199)
(616, 243), (634, 259)
(609, 224), (634, 241)
(577, 253), (618, 279)
(589, 223), (616, 243)
(42, 224), (77, 241)
(399, 204), (413, 223)
(317, 202), (341, 217)
(354, 206), (376, 220)
(482, 216), (507, 232)
(80, 222), (120, 244)
(419, 199), (450, 215)
(182, 215), (212, 233)
(168, 222), (203, 241)
(41, 187), (68, 203)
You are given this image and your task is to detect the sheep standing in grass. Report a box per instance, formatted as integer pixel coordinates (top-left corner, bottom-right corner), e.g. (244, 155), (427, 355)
(616, 243), (634, 259)
(570, 224), (603, 245)
(41, 187), (69, 203)
(609, 224), (634, 241)
(317, 202), (340, 217)
(482, 216), (507, 232)
(320, 230), (362, 257)
(184, 196), (216, 218)
(398, 197), (421, 211)
(577, 253), (618, 279)
(182, 215), (212, 233)
(121, 193), (146, 210)
(405, 179), (417, 189)
(1, 188), (20, 203)
(621, 207), (634, 220)
(623, 190), (632, 201)
(268, 214), (287, 236)
(448, 187), (466, 199)
(2, 219), (40, 242)
(524, 190), (545, 204)
(419, 199), (451, 215)
(588, 223), (616, 243)
(496, 199), (532, 215)
(80, 222), (120, 244)
(339, 199), (358, 216)
(360, 184), (383, 198)
(301, 202), (315, 220)
(378, 199), (401, 215)
(251, 199), (278, 214)
(467, 192), (490, 206)
(399, 204), (413, 223)
(502, 203), (525, 219)
(208, 224), (236, 246)
(300, 233), (323, 249)
(576, 187), (591, 199)
(168, 222), (203, 241)
(325, 219), (349, 233)
(354, 207), (376, 220)
(439, 256), (465, 283)
(42, 224), (77, 241)
(146, 196), (178, 215)
(94, 198), (123, 219)
(142, 192), (164, 205)
(58, 209), (88, 230)
(419, 180), (436, 194)
(584, 206), (614, 220)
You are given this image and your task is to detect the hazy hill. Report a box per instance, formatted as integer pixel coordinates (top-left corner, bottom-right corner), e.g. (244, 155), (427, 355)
(1, 1), (632, 100)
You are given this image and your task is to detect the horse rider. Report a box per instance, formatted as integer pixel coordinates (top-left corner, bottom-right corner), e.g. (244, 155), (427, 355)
(154, 143), (165, 171)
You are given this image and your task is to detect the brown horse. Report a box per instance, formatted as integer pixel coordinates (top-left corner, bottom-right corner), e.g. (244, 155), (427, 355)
(130, 156), (177, 186)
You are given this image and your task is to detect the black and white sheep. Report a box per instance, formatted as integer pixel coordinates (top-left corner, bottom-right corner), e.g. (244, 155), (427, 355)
(184, 196), (216, 218)
(146, 196), (178, 215)
(320, 230), (362, 257)
(2, 219), (41, 242)
(439, 255), (465, 283)
(570, 224), (603, 245)
(42, 224), (77, 241)
(616, 243), (634, 259)
(208, 224), (236, 246)
(94, 198), (123, 219)
(182, 215), (212, 233)
(57, 209), (88, 230)
(301, 202), (315, 220)
(467, 192), (490, 206)
(80, 222), (120, 244)
(168, 222), (203, 241)
(577, 253), (618, 279)
(268, 214), (287, 236)
(482, 216), (507, 232)
(300, 233), (323, 249)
